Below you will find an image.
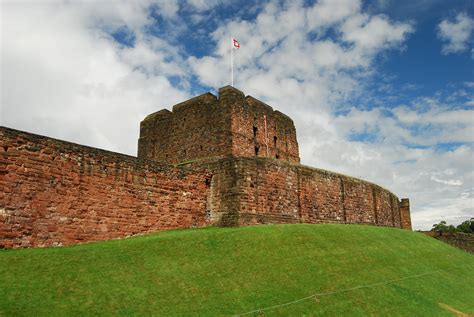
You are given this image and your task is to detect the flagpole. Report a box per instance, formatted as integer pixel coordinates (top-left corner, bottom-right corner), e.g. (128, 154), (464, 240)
(230, 37), (234, 86)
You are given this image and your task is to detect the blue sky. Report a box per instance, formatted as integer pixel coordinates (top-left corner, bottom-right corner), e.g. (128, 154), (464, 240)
(1, 0), (473, 229)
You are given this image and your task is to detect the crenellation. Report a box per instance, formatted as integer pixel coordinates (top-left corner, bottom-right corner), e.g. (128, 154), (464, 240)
(245, 95), (274, 113)
(273, 110), (294, 124)
(138, 85), (299, 164)
(218, 85), (246, 102)
(142, 108), (173, 122)
(171, 92), (217, 113)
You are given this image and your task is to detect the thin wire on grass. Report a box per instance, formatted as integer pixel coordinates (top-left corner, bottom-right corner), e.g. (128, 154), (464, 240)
(233, 265), (465, 316)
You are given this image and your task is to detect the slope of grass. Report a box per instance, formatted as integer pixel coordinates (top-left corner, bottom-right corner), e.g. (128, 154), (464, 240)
(1, 224), (473, 316)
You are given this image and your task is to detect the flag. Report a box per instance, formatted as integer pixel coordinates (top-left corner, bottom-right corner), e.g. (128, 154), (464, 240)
(232, 38), (240, 49)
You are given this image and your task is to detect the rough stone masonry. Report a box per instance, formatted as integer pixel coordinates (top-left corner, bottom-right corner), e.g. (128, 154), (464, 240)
(0, 86), (411, 248)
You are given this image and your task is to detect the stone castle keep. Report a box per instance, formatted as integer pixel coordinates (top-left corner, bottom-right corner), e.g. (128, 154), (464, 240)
(0, 86), (411, 248)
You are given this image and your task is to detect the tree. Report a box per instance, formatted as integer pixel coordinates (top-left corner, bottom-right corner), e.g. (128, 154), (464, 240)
(431, 221), (456, 233)
(456, 218), (474, 233)
(432, 221), (447, 232)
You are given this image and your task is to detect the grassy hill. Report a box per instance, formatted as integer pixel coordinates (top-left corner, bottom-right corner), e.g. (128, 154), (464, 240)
(1, 224), (473, 316)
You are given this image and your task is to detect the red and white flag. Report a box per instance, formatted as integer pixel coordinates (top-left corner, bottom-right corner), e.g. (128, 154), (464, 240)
(232, 38), (240, 49)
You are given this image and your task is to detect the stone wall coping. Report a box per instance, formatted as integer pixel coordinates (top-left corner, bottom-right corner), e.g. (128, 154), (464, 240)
(245, 95), (274, 113)
(218, 85), (245, 97)
(142, 109), (172, 122)
(171, 92), (217, 113)
(273, 110), (295, 125)
(0, 126), (206, 174)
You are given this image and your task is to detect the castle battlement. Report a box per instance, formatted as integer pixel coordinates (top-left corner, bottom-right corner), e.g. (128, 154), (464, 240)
(138, 86), (299, 164)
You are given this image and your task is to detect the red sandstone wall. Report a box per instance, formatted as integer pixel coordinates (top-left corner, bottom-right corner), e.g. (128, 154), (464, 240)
(422, 231), (473, 253)
(0, 127), (210, 248)
(299, 169), (345, 223)
(341, 179), (375, 224)
(199, 157), (407, 229)
(237, 159), (300, 224)
(1, 126), (410, 249)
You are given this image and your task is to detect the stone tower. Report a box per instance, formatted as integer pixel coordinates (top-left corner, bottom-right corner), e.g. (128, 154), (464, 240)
(138, 86), (300, 164)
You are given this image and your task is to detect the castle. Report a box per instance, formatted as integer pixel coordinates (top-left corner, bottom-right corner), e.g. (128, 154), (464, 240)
(0, 86), (411, 248)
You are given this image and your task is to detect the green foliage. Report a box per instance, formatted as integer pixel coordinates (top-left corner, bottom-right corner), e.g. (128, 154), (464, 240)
(456, 218), (474, 233)
(432, 218), (474, 233)
(432, 221), (457, 233)
(0, 224), (473, 316)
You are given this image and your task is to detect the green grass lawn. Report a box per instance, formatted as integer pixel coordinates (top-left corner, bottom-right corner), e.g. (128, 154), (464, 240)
(1, 224), (473, 316)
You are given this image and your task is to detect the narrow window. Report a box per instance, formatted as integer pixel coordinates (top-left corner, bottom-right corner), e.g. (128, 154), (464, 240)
(253, 126), (258, 138)
(276, 154), (280, 159)
(200, 145), (203, 151)
(273, 136), (277, 147)
(255, 146), (259, 156)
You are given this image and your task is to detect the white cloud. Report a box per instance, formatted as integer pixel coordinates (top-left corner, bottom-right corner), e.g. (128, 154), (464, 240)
(341, 14), (413, 51)
(119, 38), (187, 77)
(390, 101), (474, 145)
(430, 175), (462, 186)
(306, 0), (361, 30)
(437, 12), (474, 55)
(1, 1), (189, 155)
(186, 0), (223, 12)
